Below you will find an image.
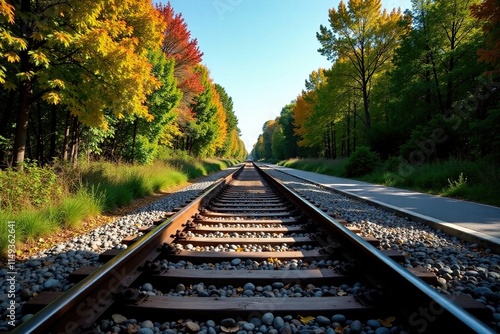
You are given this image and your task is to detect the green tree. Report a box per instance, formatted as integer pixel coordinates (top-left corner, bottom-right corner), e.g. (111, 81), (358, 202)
(317, 0), (406, 129)
(277, 102), (299, 158)
(271, 123), (286, 160)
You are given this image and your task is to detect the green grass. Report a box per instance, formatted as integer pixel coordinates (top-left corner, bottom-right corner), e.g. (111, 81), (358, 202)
(279, 157), (500, 207)
(58, 187), (105, 228)
(279, 158), (349, 177)
(0, 157), (238, 256)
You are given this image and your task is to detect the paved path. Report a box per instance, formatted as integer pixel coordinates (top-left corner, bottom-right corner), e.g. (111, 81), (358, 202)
(268, 164), (500, 250)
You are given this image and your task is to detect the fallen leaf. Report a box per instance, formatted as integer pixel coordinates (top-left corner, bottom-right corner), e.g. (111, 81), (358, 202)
(334, 324), (348, 333)
(378, 316), (396, 327)
(298, 315), (315, 325)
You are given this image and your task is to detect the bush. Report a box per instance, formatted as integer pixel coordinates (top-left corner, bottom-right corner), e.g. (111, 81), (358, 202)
(345, 146), (381, 177)
(0, 162), (63, 210)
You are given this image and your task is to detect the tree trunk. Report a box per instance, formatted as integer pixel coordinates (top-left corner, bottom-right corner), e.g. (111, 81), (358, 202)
(49, 105), (57, 161)
(12, 0), (33, 170)
(131, 119), (138, 163)
(62, 110), (71, 161)
(36, 101), (45, 164)
(346, 108), (351, 157)
(70, 116), (79, 166)
(332, 121), (337, 159)
(0, 90), (16, 167)
(353, 102), (357, 152)
(362, 81), (371, 129)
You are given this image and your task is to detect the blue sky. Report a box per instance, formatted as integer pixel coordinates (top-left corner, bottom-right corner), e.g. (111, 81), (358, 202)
(161, 0), (413, 153)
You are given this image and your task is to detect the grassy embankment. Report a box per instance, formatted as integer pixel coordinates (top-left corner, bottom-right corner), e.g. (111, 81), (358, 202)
(278, 158), (500, 207)
(0, 157), (239, 255)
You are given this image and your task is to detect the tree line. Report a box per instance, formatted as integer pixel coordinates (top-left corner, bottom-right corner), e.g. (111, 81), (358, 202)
(252, 0), (499, 168)
(0, 1), (247, 169)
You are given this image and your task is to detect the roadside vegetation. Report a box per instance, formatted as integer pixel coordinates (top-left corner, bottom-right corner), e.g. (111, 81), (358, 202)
(255, 0), (499, 209)
(278, 150), (500, 207)
(0, 156), (239, 255)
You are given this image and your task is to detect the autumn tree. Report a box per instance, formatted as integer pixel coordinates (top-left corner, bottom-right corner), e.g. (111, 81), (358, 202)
(1, 0), (164, 168)
(292, 70), (328, 156)
(214, 84), (241, 158)
(156, 1), (204, 143)
(317, 0), (406, 129)
(471, 0), (500, 75)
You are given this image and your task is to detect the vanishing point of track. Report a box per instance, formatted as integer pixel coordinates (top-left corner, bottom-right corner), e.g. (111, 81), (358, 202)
(13, 163), (494, 333)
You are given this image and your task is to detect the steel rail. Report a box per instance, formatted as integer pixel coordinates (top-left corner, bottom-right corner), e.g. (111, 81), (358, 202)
(254, 163), (494, 334)
(11, 165), (244, 334)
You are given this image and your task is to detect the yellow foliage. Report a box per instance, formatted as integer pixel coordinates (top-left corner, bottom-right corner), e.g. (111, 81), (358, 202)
(4, 51), (19, 63)
(293, 91), (316, 146)
(0, 0), (15, 24)
(42, 92), (61, 105)
(28, 50), (50, 67)
(52, 31), (73, 47)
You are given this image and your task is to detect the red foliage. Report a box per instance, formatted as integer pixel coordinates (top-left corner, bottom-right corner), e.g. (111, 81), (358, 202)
(471, 0), (500, 74)
(156, 2), (204, 107)
(156, 2), (203, 69)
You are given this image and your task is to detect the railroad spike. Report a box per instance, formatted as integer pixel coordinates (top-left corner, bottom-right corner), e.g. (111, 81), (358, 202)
(159, 243), (177, 255)
(141, 260), (163, 274)
(185, 220), (197, 229)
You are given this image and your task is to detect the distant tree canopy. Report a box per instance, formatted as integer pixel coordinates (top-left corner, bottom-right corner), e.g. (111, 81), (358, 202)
(0, 0), (247, 168)
(252, 0), (499, 166)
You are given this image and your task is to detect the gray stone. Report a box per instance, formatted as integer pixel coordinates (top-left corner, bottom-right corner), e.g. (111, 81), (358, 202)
(186, 321), (200, 332)
(367, 319), (381, 328)
(243, 322), (255, 331)
(272, 282), (285, 289)
(375, 327), (391, 334)
(141, 320), (155, 329)
(221, 318), (236, 327)
(43, 278), (62, 290)
(349, 320), (362, 334)
(273, 316), (284, 330)
(111, 314), (127, 324)
(315, 316), (330, 326)
(262, 312), (274, 325)
(331, 314), (346, 325)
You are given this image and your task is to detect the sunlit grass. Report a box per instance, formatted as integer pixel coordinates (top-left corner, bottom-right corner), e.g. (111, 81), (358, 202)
(280, 157), (499, 206)
(0, 157), (238, 256)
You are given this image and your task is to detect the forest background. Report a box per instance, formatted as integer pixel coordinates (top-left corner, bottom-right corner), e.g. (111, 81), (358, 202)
(251, 0), (500, 206)
(0, 0), (246, 253)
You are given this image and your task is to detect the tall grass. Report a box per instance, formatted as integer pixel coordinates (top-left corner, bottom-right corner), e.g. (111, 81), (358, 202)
(280, 157), (500, 206)
(0, 157), (237, 256)
(81, 162), (189, 210)
(58, 186), (105, 228)
(279, 158), (349, 177)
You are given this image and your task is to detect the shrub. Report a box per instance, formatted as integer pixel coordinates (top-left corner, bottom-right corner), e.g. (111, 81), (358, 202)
(0, 162), (63, 211)
(345, 146), (381, 177)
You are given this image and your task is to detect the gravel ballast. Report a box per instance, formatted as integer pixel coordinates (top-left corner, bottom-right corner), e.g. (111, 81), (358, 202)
(2, 164), (499, 332)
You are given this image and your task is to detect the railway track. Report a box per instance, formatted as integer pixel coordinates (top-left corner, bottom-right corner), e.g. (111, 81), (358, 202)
(13, 163), (494, 333)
